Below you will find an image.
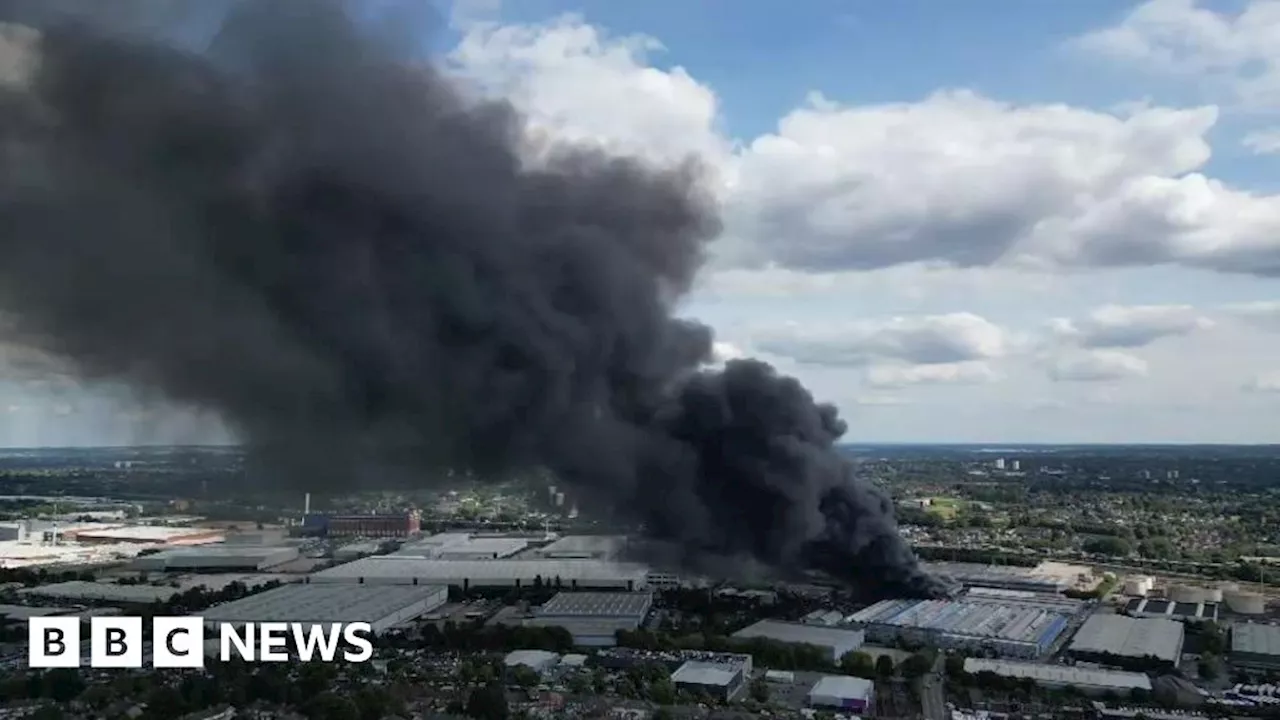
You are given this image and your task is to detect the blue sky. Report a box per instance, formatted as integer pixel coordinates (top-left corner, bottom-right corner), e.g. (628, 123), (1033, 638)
(4, 0), (1280, 446)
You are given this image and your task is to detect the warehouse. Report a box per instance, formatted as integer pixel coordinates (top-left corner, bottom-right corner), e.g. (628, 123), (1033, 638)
(0, 603), (75, 622)
(132, 545), (300, 572)
(808, 675), (875, 713)
(851, 598), (1070, 659)
(435, 537), (529, 560)
(1068, 614), (1184, 666)
(924, 562), (1078, 593)
(1125, 597), (1219, 622)
(535, 535), (628, 559)
(504, 650), (560, 674)
(1230, 623), (1280, 670)
(964, 659), (1151, 695)
(65, 526), (225, 546)
(394, 533), (472, 557)
(731, 620), (864, 662)
(525, 592), (653, 646)
(199, 583), (447, 634)
(308, 557), (650, 589)
(21, 580), (178, 604)
(671, 659), (747, 701)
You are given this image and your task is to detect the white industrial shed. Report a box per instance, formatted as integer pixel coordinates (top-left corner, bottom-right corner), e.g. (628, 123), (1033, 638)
(436, 537), (529, 560)
(199, 583), (447, 634)
(504, 650), (559, 673)
(308, 556), (650, 589)
(1068, 614), (1185, 663)
(731, 620), (865, 662)
(132, 546), (299, 572)
(21, 580), (178, 603)
(964, 659), (1152, 694)
(808, 675), (874, 712)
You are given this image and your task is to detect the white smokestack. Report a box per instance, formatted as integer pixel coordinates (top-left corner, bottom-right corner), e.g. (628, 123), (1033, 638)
(304, 493), (311, 515)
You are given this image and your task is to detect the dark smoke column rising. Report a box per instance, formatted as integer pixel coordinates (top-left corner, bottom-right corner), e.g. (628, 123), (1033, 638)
(0, 0), (945, 598)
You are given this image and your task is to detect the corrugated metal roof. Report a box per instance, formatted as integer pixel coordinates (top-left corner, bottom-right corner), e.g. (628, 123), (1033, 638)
(964, 659), (1151, 691)
(1233, 623), (1280, 657)
(732, 620), (864, 649)
(809, 675), (873, 701)
(200, 584), (446, 624)
(1069, 615), (1184, 662)
(539, 592), (651, 618)
(310, 556), (649, 582)
(672, 661), (738, 687)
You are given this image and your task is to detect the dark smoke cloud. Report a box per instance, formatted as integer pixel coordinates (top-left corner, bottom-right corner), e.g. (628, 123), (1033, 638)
(0, 0), (945, 598)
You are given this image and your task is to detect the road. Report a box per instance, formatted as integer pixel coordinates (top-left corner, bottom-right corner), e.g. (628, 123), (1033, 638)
(917, 654), (947, 720)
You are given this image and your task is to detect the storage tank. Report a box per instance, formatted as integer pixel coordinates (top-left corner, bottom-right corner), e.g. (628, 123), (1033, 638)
(1123, 577), (1152, 597)
(1168, 584), (1209, 603)
(1205, 587), (1224, 603)
(1224, 590), (1267, 615)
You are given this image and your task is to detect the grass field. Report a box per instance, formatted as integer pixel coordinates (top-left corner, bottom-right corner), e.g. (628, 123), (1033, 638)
(925, 496), (963, 520)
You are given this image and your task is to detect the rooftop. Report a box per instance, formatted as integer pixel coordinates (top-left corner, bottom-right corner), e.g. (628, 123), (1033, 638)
(850, 598), (1070, 644)
(672, 660), (739, 687)
(731, 620), (864, 649)
(311, 556), (649, 582)
(436, 537), (529, 558)
(504, 649), (559, 668)
(539, 592), (652, 618)
(147, 545), (293, 558)
(809, 675), (874, 700)
(21, 580), (178, 602)
(1069, 614), (1185, 662)
(1233, 623), (1280, 657)
(964, 659), (1152, 691)
(536, 535), (627, 557)
(199, 584), (447, 625)
(71, 526), (221, 541)
(0, 603), (73, 620)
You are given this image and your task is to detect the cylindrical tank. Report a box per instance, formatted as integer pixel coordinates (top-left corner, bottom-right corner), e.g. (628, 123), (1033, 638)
(1123, 578), (1151, 597)
(1205, 587), (1224, 603)
(1169, 584), (1209, 603)
(1225, 590), (1267, 615)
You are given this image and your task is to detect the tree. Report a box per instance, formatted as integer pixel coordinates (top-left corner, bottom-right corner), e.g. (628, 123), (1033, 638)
(1198, 655), (1221, 680)
(1083, 536), (1132, 557)
(944, 654), (968, 681)
(840, 651), (875, 678)
(749, 677), (770, 703)
(510, 666), (540, 689)
(649, 678), (676, 705)
(41, 668), (84, 703)
(875, 655), (896, 678)
(466, 682), (510, 720)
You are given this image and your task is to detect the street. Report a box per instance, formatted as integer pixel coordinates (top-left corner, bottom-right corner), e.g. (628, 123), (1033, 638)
(918, 654), (947, 720)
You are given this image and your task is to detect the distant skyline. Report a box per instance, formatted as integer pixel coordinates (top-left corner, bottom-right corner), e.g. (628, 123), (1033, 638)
(4, 0), (1280, 445)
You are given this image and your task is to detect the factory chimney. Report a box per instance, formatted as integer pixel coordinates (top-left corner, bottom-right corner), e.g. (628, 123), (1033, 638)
(304, 493), (311, 516)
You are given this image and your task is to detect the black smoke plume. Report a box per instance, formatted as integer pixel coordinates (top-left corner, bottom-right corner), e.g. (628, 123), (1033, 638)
(0, 0), (946, 598)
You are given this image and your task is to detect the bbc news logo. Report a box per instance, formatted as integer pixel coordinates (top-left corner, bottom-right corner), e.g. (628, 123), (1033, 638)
(28, 617), (374, 668)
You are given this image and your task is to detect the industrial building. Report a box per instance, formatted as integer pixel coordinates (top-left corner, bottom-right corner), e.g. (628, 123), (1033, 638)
(1230, 623), (1280, 671)
(390, 533), (528, 559)
(132, 546), (300, 572)
(303, 512), (421, 538)
(534, 535), (628, 560)
(808, 675), (875, 713)
(1125, 597), (1219, 622)
(333, 541), (383, 563)
(1067, 614), (1185, 665)
(0, 603), (75, 622)
(964, 659), (1152, 694)
(0, 521), (28, 542)
(923, 561), (1083, 593)
(525, 592), (653, 647)
(504, 650), (560, 674)
(198, 583), (447, 634)
(64, 526), (225, 546)
(671, 658), (748, 701)
(308, 557), (650, 590)
(731, 620), (864, 662)
(850, 598), (1071, 659)
(21, 580), (179, 604)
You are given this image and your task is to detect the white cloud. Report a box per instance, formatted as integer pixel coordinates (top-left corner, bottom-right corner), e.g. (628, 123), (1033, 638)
(1243, 127), (1280, 154)
(710, 341), (745, 364)
(751, 312), (1007, 367)
(1072, 0), (1280, 111)
(1222, 301), (1280, 331)
(451, 15), (1280, 279)
(865, 361), (997, 389)
(1048, 349), (1150, 382)
(1244, 370), (1280, 392)
(1049, 304), (1214, 348)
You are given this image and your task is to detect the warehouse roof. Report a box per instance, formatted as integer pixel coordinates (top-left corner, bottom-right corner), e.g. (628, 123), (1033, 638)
(732, 620), (864, 649)
(809, 675), (873, 700)
(504, 650), (558, 669)
(964, 659), (1151, 691)
(21, 580), (178, 602)
(672, 661), (738, 687)
(539, 592), (651, 618)
(536, 535), (627, 557)
(0, 603), (73, 620)
(149, 546), (293, 558)
(72, 526), (220, 541)
(1069, 614), (1184, 662)
(311, 557), (649, 582)
(200, 583), (446, 624)
(1233, 623), (1280, 657)
(437, 537), (529, 558)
